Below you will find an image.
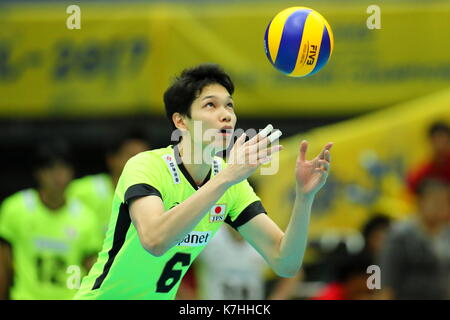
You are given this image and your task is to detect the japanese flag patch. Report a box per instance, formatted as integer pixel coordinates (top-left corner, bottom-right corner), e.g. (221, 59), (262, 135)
(209, 204), (226, 223)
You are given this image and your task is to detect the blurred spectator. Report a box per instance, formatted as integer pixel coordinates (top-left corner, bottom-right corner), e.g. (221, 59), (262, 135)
(178, 224), (300, 300)
(0, 139), (102, 299)
(379, 179), (450, 299)
(361, 214), (392, 264)
(407, 121), (450, 195)
(309, 214), (392, 300)
(67, 130), (150, 234)
(311, 253), (374, 300)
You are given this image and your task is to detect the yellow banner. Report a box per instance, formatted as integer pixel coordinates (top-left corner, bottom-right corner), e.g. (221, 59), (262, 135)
(1, 1), (450, 117)
(252, 87), (450, 240)
(0, 3), (159, 116)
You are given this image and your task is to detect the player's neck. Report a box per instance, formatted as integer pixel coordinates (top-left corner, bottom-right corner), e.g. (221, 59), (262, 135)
(38, 188), (66, 211)
(177, 141), (212, 186)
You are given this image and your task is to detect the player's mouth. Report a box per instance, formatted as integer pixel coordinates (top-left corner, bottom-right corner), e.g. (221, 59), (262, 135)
(218, 126), (234, 136)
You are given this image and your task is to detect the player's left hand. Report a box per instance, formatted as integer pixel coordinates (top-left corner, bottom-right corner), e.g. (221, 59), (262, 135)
(295, 140), (333, 196)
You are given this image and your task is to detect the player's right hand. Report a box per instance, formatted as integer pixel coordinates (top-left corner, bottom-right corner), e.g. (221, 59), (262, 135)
(222, 124), (283, 185)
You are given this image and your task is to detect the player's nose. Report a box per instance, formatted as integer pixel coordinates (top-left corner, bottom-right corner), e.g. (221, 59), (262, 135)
(219, 106), (233, 123)
(220, 114), (231, 123)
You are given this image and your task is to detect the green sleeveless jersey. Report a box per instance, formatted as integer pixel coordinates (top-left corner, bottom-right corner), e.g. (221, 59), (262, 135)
(74, 145), (265, 300)
(0, 189), (102, 300)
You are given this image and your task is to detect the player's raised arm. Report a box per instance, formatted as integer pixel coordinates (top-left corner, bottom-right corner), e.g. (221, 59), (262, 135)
(238, 140), (333, 277)
(129, 131), (282, 257)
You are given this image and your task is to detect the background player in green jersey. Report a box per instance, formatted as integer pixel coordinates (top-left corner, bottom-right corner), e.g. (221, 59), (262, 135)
(75, 64), (333, 300)
(68, 130), (151, 234)
(0, 139), (102, 299)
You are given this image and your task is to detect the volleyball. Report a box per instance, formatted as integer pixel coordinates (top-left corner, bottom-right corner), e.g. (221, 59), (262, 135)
(264, 7), (334, 77)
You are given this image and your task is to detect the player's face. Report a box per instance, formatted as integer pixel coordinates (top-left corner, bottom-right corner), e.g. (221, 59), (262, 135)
(368, 227), (389, 255)
(430, 132), (450, 155)
(35, 162), (74, 193)
(187, 83), (237, 151)
(419, 187), (450, 225)
(108, 139), (149, 175)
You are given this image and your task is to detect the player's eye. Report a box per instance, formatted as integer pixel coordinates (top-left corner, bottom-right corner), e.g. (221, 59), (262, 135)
(204, 102), (214, 108)
(227, 102), (234, 108)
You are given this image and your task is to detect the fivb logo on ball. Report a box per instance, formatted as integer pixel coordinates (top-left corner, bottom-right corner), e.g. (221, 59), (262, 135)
(264, 7), (334, 77)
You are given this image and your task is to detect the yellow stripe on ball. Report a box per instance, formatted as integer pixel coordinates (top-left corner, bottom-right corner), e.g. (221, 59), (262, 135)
(267, 7), (307, 63)
(291, 11), (326, 77)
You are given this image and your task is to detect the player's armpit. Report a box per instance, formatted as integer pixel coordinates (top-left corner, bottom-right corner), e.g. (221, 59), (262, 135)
(129, 195), (166, 255)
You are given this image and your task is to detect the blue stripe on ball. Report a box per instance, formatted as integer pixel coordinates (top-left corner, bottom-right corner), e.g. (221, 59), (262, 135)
(264, 21), (273, 64)
(274, 9), (311, 74)
(309, 25), (331, 76)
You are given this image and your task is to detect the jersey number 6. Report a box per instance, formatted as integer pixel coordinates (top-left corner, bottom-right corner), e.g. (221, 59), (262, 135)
(156, 252), (191, 293)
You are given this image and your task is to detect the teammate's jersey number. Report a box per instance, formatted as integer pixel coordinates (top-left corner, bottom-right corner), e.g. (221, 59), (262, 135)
(156, 253), (191, 293)
(35, 255), (67, 285)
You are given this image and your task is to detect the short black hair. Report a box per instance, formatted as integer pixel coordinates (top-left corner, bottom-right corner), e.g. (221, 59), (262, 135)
(362, 214), (391, 241)
(334, 253), (372, 283)
(105, 128), (151, 157)
(428, 121), (449, 138)
(32, 138), (72, 171)
(163, 63), (235, 128)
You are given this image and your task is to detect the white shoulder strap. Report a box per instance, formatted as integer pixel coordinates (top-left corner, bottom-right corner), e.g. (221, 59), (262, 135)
(212, 158), (222, 176)
(162, 154), (181, 185)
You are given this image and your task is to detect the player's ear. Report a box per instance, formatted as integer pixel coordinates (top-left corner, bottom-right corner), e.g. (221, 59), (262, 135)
(172, 112), (188, 131)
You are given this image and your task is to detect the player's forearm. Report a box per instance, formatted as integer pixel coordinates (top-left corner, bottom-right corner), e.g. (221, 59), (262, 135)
(148, 171), (233, 255)
(275, 192), (314, 276)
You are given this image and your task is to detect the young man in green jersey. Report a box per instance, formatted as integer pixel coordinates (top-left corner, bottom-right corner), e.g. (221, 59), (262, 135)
(75, 64), (333, 300)
(0, 139), (102, 299)
(68, 130), (151, 234)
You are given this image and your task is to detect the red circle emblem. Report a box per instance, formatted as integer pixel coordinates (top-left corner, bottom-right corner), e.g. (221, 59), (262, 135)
(214, 206), (222, 214)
